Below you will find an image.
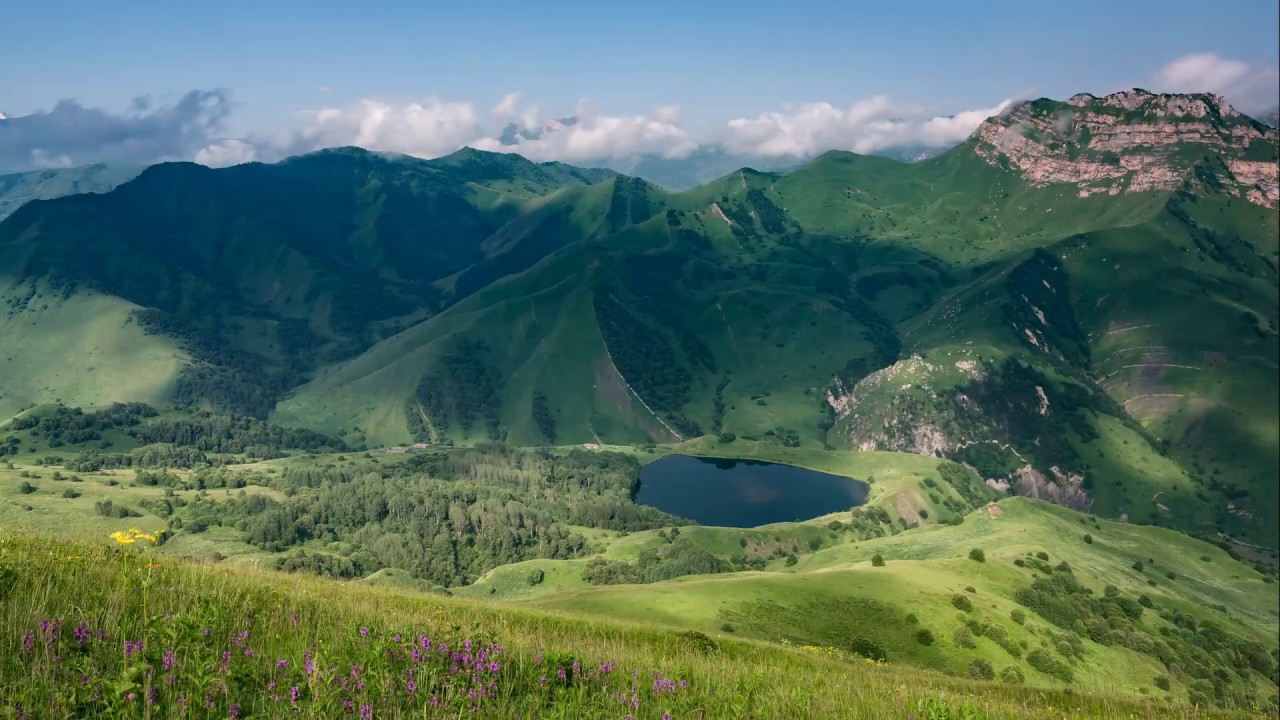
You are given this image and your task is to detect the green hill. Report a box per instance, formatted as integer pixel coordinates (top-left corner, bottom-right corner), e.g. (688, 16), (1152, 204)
(0, 163), (140, 221)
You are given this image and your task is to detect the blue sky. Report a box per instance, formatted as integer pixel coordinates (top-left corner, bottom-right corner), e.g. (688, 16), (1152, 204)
(1, 0), (1277, 171)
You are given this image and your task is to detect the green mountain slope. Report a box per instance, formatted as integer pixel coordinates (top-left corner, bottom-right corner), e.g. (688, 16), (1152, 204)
(1, 89), (1276, 549)
(0, 163), (140, 221)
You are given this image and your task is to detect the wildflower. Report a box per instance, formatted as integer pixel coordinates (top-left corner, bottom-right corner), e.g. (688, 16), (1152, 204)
(74, 624), (90, 645)
(202, 627), (211, 638)
(276, 659), (289, 668)
(360, 704), (373, 720)
(406, 679), (417, 695)
(291, 686), (300, 704)
(126, 693), (136, 703)
(229, 703), (240, 719)
(164, 648), (177, 671)
(303, 651), (314, 675)
(359, 626), (369, 638)
(21, 631), (34, 654)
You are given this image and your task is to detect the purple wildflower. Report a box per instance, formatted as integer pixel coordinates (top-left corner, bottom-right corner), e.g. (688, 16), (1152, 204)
(359, 626), (369, 638)
(276, 659), (289, 668)
(290, 686), (300, 704)
(163, 648), (177, 671)
(229, 703), (240, 719)
(21, 631), (34, 654)
(359, 704), (373, 720)
(73, 624), (90, 645)
(406, 679), (417, 695)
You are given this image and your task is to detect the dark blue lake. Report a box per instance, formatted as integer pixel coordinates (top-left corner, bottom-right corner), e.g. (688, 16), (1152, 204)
(636, 454), (868, 527)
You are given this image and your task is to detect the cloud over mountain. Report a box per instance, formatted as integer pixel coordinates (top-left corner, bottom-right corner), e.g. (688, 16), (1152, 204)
(8, 52), (1271, 175)
(0, 90), (232, 173)
(1153, 53), (1280, 115)
(722, 96), (1014, 158)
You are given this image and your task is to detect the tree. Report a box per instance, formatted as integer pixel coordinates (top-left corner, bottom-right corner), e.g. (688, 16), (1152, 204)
(1083, 534), (1093, 544)
(915, 628), (935, 646)
(969, 548), (985, 562)
(871, 553), (885, 567)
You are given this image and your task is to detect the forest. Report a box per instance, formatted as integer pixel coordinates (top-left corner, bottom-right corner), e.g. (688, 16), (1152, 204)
(162, 446), (677, 587)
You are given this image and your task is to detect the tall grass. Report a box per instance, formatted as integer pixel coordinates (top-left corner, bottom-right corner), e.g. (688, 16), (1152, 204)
(0, 535), (1261, 719)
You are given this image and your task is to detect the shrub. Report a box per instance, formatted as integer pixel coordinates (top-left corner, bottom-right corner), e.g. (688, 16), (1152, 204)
(1132, 560), (1144, 572)
(1166, 571), (1177, 580)
(1199, 555), (1211, 562)
(848, 636), (886, 661)
(51, 471), (63, 481)
(951, 594), (973, 613)
(785, 554), (798, 567)
(915, 628), (935, 646)
(1154, 675), (1171, 691)
(999, 665), (1026, 684)
(1137, 594), (1153, 608)
(954, 627), (976, 649)
(1036, 551), (1049, 561)
(968, 659), (995, 680)
(1083, 534), (1093, 544)
(676, 630), (718, 655)
(61, 488), (81, 499)
(527, 569), (545, 586)
(1010, 609), (1026, 624)
(966, 618), (985, 636)
(18, 482), (37, 494)
(964, 586), (976, 594)
(1013, 558), (1026, 567)
(1026, 647), (1074, 682)
(871, 553), (885, 567)
(969, 548), (985, 562)
(720, 623), (735, 633)
(905, 613), (918, 624)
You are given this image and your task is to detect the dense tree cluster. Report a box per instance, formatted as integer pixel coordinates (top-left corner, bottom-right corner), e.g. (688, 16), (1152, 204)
(409, 340), (504, 442)
(531, 392), (557, 443)
(166, 447), (675, 587)
(3, 403), (157, 449)
(1013, 557), (1276, 704)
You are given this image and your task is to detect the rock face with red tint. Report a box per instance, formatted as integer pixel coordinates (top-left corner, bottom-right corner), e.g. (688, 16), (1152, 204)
(972, 89), (1279, 206)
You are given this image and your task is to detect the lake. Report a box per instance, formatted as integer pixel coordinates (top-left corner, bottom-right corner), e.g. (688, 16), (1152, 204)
(636, 454), (868, 527)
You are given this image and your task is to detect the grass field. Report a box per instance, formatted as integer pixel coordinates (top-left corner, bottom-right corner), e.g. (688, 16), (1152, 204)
(2, 531), (1270, 719)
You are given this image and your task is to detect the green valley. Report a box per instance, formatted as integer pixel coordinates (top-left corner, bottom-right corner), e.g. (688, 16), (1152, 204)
(1, 87), (1278, 718)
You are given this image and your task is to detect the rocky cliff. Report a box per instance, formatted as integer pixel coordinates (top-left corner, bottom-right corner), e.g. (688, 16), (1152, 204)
(972, 89), (1279, 206)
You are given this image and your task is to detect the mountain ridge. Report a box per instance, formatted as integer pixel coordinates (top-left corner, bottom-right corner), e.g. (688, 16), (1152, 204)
(1, 87), (1276, 549)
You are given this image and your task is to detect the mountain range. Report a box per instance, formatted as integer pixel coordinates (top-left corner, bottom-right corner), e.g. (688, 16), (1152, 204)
(1, 87), (1276, 549)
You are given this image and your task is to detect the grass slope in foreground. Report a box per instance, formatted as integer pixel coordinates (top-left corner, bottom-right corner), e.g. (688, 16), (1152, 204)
(0, 533), (1265, 720)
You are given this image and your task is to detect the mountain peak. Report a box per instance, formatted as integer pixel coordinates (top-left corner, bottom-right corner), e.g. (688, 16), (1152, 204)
(971, 88), (1279, 206)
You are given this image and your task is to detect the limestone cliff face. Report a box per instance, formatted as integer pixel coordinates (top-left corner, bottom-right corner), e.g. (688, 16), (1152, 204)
(972, 89), (1279, 206)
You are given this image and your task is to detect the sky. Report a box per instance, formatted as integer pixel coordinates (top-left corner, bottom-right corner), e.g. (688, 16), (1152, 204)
(1, 0), (1277, 173)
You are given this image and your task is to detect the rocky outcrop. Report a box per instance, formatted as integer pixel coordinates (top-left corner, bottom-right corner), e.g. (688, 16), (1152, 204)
(973, 89), (1279, 207)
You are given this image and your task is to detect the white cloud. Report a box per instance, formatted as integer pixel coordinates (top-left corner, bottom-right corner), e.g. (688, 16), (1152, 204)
(1153, 53), (1280, 114)
(194, 138), (258, 167)
(279, 97), (482, 159)
(475, 100), (699, 163)
(29, 148), (74, 169)
(492, 92), (522, 119)
(723, 96), (1013, 158)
